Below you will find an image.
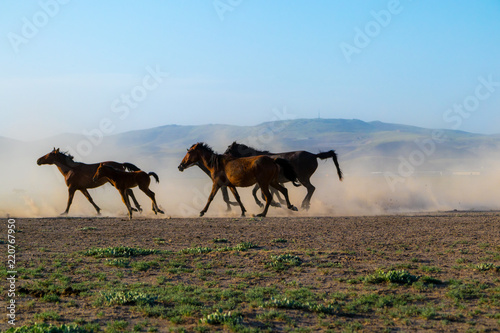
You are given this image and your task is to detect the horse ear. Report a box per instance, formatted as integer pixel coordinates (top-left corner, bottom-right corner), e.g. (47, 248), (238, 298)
(55, 148), (60, 153)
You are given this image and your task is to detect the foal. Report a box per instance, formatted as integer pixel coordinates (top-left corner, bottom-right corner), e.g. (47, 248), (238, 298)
(93, 164), (164, 219)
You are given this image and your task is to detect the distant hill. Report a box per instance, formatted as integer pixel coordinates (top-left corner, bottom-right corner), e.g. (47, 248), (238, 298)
(8, 118), (500, 174)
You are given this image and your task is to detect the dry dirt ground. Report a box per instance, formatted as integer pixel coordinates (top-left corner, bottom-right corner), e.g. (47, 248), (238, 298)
(2, 212), (500, 332)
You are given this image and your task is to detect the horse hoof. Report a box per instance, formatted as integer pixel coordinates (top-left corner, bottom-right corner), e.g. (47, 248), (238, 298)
(158, 210), (165, 214)
(131, 208), (138, 212)
(60, 212), (68, 216)
(199, 212), (205, 217)
(289, 205), (298, 212)
(256, 213), (266, 217)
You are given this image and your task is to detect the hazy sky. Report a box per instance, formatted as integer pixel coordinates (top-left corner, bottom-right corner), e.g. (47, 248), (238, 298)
(1, 0), (499, 141)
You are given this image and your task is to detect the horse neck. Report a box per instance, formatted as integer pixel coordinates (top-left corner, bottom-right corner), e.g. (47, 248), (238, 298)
(200, 150), (222, 173)
(53, 156), (79, 175)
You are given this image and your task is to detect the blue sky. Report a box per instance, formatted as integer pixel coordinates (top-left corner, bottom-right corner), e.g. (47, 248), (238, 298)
(1, 0), (499, 140)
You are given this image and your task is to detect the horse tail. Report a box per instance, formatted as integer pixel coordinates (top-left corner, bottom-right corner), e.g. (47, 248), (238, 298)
(123, 162), (141, 171)
(316, 150), (343, 181)
(148, 172), (160, 183)
(274, 158), (301, 187)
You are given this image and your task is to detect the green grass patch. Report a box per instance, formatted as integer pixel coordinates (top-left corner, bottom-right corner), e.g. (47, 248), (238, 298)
(266, 253), (302, 272)
(364, 269), (419, 285)
(83, 246), (162, 258)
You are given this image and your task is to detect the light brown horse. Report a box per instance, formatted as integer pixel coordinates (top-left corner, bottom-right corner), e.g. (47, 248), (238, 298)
(93, 164), (164, 219)
(178, 142), (299, 217)
(37, 148), (143, 215)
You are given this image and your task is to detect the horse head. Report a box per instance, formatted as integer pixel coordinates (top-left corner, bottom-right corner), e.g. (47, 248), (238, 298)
(225, 142), (266, 157)
(178, 142), (210, 171)
(37, 148), (61, 165)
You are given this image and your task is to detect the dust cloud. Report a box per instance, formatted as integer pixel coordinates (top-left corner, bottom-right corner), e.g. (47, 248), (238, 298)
(2, 136), (500, 218)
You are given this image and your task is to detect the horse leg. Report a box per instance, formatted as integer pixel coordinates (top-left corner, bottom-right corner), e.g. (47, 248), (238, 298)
(274, 185), (287, 205)
(119, 189), (133, 219)
(200, 183), (220, 217)
(228, 186), (246, 217)
(256, 184), (272, 217)
(272, 182), (298, 212)
(127, 189), (142, 212)
(269, 187), (283, 207)
(61, 187), (77, 215)
(252, 184), (264, 207)
(300, 178), (315, 210)
(221, 186), (238, 211)
(80, 189), (101, 215)
(140, 186), (164, 215)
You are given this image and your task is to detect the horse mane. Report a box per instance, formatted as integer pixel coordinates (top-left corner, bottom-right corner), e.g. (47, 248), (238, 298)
(194, 142), (223, 169)
(225, 141), (270, 157)
(54, 148), (75, 161)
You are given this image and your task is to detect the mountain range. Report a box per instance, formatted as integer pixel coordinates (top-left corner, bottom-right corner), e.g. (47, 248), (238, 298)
(3, 118), (500, 174)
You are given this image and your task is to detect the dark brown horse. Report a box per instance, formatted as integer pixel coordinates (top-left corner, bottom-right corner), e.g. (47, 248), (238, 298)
(37, 148), (143, 215)
(178, 142), (299, 217)
(93, 164), (164, 219)
(224, 142), (343, 209)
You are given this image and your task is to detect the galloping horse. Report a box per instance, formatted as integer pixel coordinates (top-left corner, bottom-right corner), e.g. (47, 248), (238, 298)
(37, 148), (143, 215)
(93, 164), (164, 219)
(194, 162), (239, 211)
(178, 142), (299, 217)
(224, 142), (343, 209)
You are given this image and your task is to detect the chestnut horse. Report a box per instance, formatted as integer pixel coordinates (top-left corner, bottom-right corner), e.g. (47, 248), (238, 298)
(178, 142), (299, 217)
(37, 148), (143, 215)
(224, 142), (343, 209)
(93, 164), (164, 219)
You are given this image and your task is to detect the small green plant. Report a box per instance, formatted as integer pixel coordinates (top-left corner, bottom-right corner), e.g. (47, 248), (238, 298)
(83, 246), (161, 258)
(98, 291), (157, 306)
(200, 309), (242, 325)
(263, 297), (337, 314)
(475, 263), (499, 272)
(266, 253), (302, 272)
(105, 258), (130, 268)
(271, 238), (288, 243)
(180, 247), (213, 254)
(212, 238), (228, 243)
(364, 269), (419, 285)
(34, 310), (61, 321)
(77, 227), (97, 231)
(153, 238), (166, 245)
(41, 293), (60, 303)
(107, 320), (129, 331)
(5, 323), (91, 333)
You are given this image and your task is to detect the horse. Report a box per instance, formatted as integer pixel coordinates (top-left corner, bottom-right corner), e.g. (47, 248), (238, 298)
(224, 142), (343, 209)
(194, 162), (239, 211)
(178, 142), (299, 217)
(37, 148), (143, 215)
(93, 164), (164, 219)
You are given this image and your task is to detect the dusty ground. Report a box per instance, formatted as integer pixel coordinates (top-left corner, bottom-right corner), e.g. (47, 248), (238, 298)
(2, 212), (500, 332)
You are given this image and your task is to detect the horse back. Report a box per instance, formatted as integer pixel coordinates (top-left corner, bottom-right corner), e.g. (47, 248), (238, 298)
(224, 155), (277, 187)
